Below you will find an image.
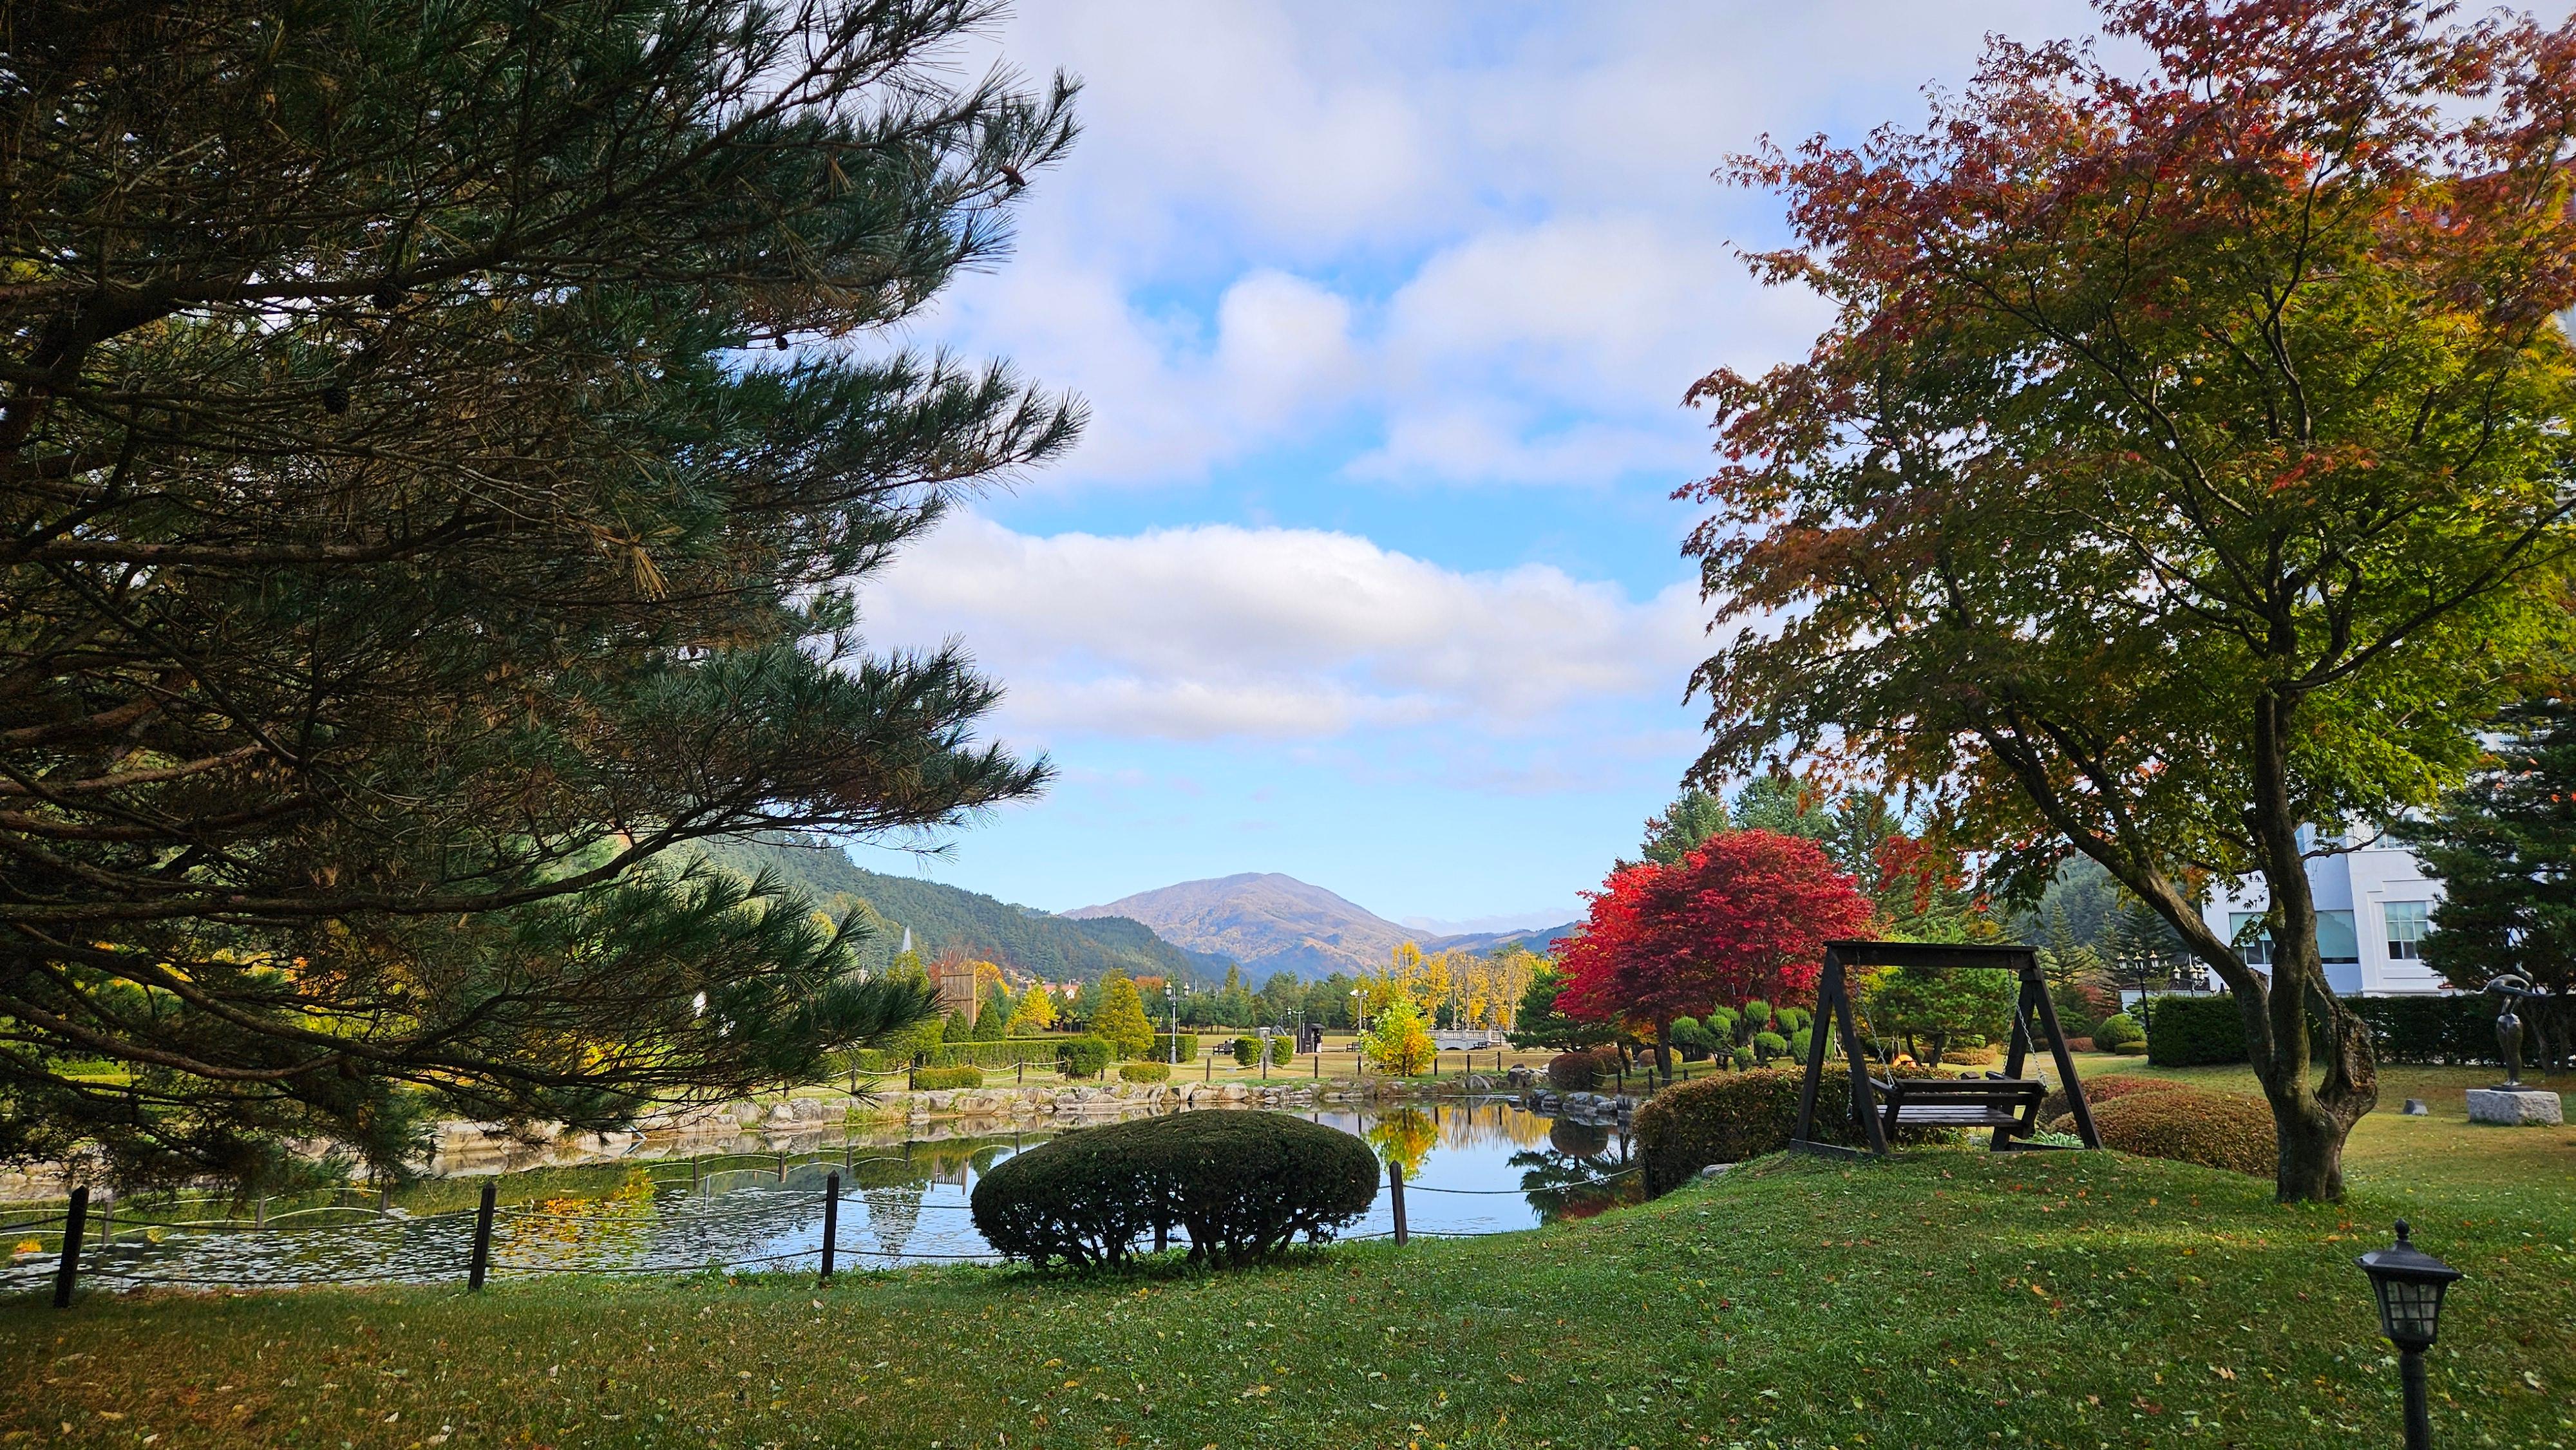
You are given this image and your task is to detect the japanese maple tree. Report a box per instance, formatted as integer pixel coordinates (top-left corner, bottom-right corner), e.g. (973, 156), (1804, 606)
(1555, 829), (1873, 1075)
(1685, 0), (2576, 1200)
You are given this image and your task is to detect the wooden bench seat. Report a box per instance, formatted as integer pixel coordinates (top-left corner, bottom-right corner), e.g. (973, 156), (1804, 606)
(1871, 1073), (2047, 1136)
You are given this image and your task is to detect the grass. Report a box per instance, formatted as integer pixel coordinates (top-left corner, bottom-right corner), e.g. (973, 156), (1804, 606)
(5, 1118), (2572, 1450)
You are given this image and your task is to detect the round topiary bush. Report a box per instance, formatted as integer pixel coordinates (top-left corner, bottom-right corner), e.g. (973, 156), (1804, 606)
(2090, 1086), (2275, 1176)
(1232, 1035), (1262, 1066)
(970, 1111), (1379, 1268)
(1119, 1062), (1170, 1083)
(2039, 1071), (2186, 1127)
(1751, 1030), (1790, 1063)
(913, 1065), (983, 1090)
(2094, 1012), (2146, 1051)
(1268, 1035), (1294, 1067)
(1546, 1051), (1600, 1091)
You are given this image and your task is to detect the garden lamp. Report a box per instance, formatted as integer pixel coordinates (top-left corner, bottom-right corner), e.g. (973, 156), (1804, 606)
(2356, 1219), (2463, 1450)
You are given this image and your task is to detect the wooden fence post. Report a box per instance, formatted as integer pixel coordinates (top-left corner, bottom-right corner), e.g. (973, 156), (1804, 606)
(1387, 1161), (1407, 1246)
(52, 1186), (87, 1309)
(254, 1195), (268, 1230)
(467, 1180), (497, 1292)
(820, 1172), (839, 1282)
(777, 1151), (787, 1182)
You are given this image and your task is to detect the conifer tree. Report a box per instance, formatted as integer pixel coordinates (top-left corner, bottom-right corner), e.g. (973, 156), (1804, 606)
(0, 0), (1077, 1189)
(1090, 973), (1155, 1061)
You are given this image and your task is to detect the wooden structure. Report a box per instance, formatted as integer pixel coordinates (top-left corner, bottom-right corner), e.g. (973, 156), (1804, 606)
(1790, 940), (2101, 1157)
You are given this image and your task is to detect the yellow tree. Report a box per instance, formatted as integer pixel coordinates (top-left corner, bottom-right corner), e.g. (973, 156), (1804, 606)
(1005, 983), (1056, 1035)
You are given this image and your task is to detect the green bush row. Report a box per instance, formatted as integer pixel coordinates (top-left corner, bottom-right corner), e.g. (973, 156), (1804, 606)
(911, 1065), (984, 1090)
(1632, 1066), (1955, 1194)
(1119, 1062), (1170, 1083)
(2145, 991), (2508, 1068)
(1150, 1033), (1199, 1063)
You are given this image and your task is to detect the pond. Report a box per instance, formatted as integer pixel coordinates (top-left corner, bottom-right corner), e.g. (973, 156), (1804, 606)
(0, 1100), (1640, 1292)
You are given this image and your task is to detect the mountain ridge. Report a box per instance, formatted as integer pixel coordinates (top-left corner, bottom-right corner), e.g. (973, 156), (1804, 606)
(1068, 872), (1575, 980)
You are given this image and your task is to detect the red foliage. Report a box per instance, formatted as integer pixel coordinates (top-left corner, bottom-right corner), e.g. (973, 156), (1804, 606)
(1555, 829), (1873, 1030)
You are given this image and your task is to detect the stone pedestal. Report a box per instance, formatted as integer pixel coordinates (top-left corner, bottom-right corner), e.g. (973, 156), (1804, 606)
(2465, 1088), (2564, 1127)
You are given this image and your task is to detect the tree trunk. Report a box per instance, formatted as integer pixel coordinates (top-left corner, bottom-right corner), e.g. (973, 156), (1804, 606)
(1653, 1021), (1674, 1082)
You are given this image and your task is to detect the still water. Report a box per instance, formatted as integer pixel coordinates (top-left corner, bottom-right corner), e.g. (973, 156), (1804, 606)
(0, 1101), (1638, 1292)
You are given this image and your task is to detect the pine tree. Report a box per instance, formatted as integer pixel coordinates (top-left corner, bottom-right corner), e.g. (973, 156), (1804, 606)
(2398, 693), (2576, 1067)
(0, 0), (1077, 1189)
(1090, 972), (1156, 1060)
(1635, 787), (1730, 866)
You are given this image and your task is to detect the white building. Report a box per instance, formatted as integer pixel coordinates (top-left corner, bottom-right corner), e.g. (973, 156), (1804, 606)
(2197, 827), (2448, 997)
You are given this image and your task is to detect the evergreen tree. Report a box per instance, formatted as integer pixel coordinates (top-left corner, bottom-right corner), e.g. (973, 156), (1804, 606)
(0, 0), (1076, 1189)
(2398, 693), (2576, 1065)
(1634, 787), (1729, 866)
(1090, 972), (1155, 1060)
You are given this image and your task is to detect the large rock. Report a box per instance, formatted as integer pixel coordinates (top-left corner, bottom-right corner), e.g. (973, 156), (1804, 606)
(2466, 1088), (2563, 1126)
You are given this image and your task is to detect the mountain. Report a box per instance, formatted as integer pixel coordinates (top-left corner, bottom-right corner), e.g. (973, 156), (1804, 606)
(1423, 921), (1582, 956)
(1067, 872), (1572, 980)
(685, 835), (1217, 986)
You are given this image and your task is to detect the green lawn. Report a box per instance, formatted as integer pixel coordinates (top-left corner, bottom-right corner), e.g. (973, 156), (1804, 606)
(5, 1105), (2571, 1450)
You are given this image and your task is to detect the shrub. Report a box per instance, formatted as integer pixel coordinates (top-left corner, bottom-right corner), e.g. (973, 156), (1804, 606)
(1751, 1030), (1789, 1062)
(1590, 1043), (1628, 1076)
(1231, 1035), (1263, 1066)
(2063, 1036), (2096, 1053)
(2142, 995), (2248, 1067)
(2090, 1086), (2275, 1177)
(1705, 1005), (1741, 1045)
(1546, 1051), (1599, 1092)
(1268, 1035), (1294, 1067)
(1788, 1028), (1813, 1062)
(1729, 1045), (1755, 1070)
(1940, 1039), (1997, 1066)
(2111, 1040), (2149, 1055)
(1119, 1062), (1170, 1084)
(1776, 1006), (1811, 1035)
(1669, 1016), (1716, 1062)
(931, 1038), (1069, 1069)
(2038, 1072), (2186, 1126)
(1150, 1033), (1199, 1064)
(912, 1065), (983, 1090)
(2094, 1013), (2145, 1051)
(969, 1111), (1379, 1268)
(1057, 1036), (1110, 1078)
(1743, 1000), (1774, 1030)
(1633, 1066), (1953, 1194)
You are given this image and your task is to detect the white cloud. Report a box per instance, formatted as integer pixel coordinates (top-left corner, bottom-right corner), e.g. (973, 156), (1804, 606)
(861, 513), (1709, 741)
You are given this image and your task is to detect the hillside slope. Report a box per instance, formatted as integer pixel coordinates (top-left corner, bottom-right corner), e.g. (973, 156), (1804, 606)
(1066, 872), (1410, 979)
(687, 835), (1215, 985)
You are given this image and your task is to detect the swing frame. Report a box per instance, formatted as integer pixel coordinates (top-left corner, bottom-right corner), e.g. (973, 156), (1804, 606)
(1790, 939), (2103, 1157)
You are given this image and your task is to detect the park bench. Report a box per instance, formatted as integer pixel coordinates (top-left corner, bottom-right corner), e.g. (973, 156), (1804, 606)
(1873, 1072), (2047, 1136)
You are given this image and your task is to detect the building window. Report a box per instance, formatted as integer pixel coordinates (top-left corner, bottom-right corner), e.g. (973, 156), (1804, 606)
(2385, 901), (2430, 961)
(2228, 912), (2272, 966)
(2316, 910), (2360, 965)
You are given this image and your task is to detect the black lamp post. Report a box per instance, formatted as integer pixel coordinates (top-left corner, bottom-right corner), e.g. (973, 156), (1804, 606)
(2356, 1219), (2463, 1450)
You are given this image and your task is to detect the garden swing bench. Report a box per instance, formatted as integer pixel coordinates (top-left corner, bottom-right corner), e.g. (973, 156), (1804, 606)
(1790, 940), (2102, 1158)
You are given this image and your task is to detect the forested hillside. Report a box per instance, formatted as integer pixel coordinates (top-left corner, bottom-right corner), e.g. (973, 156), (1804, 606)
(687, 836), (1219, 984)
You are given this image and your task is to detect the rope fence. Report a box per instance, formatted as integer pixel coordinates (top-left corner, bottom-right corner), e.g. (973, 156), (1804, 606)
(21, 1136), (1634, 1304)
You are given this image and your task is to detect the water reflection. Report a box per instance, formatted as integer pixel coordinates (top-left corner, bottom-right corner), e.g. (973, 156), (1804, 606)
(0, 1100), (1637, 1290)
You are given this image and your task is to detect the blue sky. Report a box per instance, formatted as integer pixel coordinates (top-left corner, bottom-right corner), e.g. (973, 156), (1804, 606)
(851, 1), (2098, 930)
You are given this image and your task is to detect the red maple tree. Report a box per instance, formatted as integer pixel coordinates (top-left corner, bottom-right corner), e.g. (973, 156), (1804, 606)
(1555, 829), (1873, 1074)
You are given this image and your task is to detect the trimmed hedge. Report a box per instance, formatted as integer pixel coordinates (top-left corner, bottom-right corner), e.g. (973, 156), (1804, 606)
(2146, 991), (2521, 1069)
(1119, 1062), (1171, 1084)
(2143, 995), (2248, 1066)
(1546, 1051), (1599, 1092)
(1232, 1035), (1264, 1067)
(1269, 1035), (1294, 1067)
(912, 1065), (983, 1090)
(2094, 1013), (2144, 1051)
(969, 1111), (1379, 1268)
(1057, 1035), (1111, 1078)
(1151, 1033), (1200, 1064)
(2038, 1071), (2186, 1127)
(2090, 1086), (2275, 1177)
(1633, 1066), (1955, 1195)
